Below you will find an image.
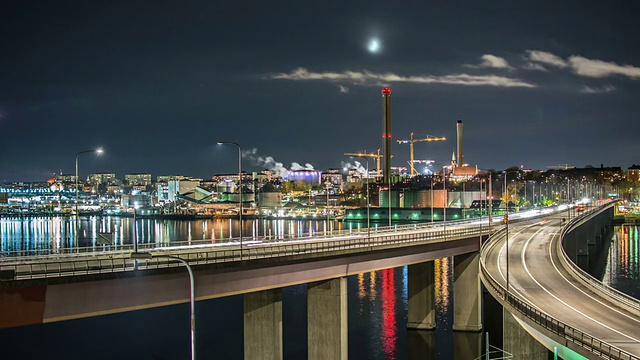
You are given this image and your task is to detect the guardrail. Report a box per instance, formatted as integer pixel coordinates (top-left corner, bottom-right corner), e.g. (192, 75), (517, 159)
(479, 202), (640, 360)
(1, 220), (491, 281)
(558, 202), (640, 314)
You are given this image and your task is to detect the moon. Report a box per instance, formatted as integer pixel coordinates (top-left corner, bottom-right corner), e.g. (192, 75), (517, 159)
(367, 38), (381, 54)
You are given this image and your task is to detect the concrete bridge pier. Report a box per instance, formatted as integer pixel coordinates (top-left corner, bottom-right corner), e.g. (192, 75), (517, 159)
(308, 277), (347, 360)
(407, 261), (436, 330)
(453, 252), (482, 331)
(565, 207), (613, 271)
(503, 312), (548, 359)
(244, 288), (283, 360)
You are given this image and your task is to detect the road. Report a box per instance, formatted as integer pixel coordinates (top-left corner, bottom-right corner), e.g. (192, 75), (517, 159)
(483, 213), (640, 357)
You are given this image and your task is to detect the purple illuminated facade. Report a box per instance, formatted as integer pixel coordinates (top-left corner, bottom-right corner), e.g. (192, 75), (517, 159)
(288, 170), (322, 185)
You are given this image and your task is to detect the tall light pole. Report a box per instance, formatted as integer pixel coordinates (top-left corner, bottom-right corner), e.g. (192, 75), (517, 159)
(488, 172), (493, 231)
(131, 252), (196, 360)
(217, 142), (243, 260)
(502, 170), (519, 298)
(431, 175), (434, 223)
(75, 148), (103, 235)
(443, 165), (447, 230)
(388, 182), (392, 227)
(351, 156), (371, 244)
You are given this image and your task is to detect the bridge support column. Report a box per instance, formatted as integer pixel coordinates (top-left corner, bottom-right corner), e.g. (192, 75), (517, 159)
(244, 289), (283, 360)
(453, 252), (482, 331)
(503, 312), (548, 359)
(308, 277), (347, 360)
(407, 261), (436, 330)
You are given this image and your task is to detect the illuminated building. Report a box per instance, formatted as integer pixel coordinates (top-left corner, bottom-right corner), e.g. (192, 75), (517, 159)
(87, 172), (118, 185)
(124, 173), (152, 186)
(157, 175), (189, 183)
(168, 180), (199, 202)
(57, 173), (76, 183)
(321, 169), (343, 188)
(626, 164), (640, 182)
(288, 170), (322, 185)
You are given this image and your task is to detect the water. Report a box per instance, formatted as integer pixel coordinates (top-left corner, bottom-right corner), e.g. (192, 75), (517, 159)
(1, 215), (368, 254)
(602, 224), (640, 300)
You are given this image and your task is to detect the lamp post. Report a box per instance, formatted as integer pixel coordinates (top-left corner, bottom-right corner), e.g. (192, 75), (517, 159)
(75, 148), (103, 236)
(443, 165), (447, 231)
(502, 170), (520, 298)
(351, 156), (371, 244)
(217, 141), (243, 260)
(488, 172), (493, 231)
(131, 252), (195, 360)
(431, 175), (434, 223)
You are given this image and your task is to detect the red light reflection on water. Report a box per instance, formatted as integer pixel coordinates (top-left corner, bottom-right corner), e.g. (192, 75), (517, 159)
(380, 268), (397, 359)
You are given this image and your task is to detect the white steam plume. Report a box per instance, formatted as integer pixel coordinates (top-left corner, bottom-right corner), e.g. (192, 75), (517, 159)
(242, 148), (315, 179)
(341, 161), (366, 176)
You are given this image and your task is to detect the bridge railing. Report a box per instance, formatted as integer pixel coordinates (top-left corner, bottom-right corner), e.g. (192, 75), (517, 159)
(479, 202), (640, 360)
(558, 203), (640, 314)
(1, 220), (491, 281)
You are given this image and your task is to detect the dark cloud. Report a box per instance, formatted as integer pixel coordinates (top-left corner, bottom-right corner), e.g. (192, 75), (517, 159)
(1, 1), (640, 181)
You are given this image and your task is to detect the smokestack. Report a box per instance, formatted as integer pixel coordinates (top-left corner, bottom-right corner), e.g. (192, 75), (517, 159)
(456, 120), (463, 167)
(382, 88), (392, 183)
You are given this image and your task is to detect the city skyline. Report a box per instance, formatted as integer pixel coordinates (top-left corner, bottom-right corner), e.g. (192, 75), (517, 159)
(2, 1), (640, 182)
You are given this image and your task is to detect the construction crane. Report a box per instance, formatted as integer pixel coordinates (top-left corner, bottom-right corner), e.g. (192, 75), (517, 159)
(397, 133), (446, 176)
(344, 149), (387, 178)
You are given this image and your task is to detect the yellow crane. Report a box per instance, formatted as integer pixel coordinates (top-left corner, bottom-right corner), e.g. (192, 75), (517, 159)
(344, 149), (388, 178)
(397, 133), (446, 176)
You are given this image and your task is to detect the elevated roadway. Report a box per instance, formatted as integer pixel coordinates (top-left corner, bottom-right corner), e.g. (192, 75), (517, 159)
(481, 204), (640, 359)
(0, 219), (491, 329)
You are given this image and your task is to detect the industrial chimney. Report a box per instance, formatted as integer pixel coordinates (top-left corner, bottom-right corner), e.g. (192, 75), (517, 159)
(382, 88), (392, 183)
(456, 120), (463, 167)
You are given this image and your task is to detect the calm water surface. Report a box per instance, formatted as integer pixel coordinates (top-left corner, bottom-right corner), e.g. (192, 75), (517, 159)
(602, 224), (640, 300)
(0, 215), (379, 254)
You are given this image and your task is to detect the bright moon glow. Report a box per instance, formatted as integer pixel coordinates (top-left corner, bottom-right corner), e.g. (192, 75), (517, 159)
(367, 38), (380, 53)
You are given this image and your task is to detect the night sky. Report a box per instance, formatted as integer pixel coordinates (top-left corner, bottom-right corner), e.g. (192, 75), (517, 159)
(2, 1), (640, 182)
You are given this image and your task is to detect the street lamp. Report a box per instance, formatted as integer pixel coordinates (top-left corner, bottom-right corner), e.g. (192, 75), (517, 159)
(131, 252), (196, 360)
(502, 169), (520, 298)
(75, 148), (103, 235)
(350, 156), (371, 244)
(443, 165), (447, 230)
(217, 142), (243, 260)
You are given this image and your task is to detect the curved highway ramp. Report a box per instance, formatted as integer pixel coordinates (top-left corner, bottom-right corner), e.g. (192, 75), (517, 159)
(481, 208), (640, 360)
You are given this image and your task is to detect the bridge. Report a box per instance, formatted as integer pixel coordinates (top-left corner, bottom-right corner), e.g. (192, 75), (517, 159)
(1, 219), (491, 359)
(2, 203), (638, 359)
(481, 202), (640, 360)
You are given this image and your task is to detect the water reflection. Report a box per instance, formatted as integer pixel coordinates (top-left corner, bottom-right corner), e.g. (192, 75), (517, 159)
(0, 216), (343, 255)
(381, 269), (397, 359)
(603, 225), (640, 299)
(348, 258), (454, 359)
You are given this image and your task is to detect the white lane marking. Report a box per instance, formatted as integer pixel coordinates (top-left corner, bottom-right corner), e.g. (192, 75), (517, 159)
(521, 224), (640, 344)
(495, 223), (545, 309)
(546, 229), (640, 325)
